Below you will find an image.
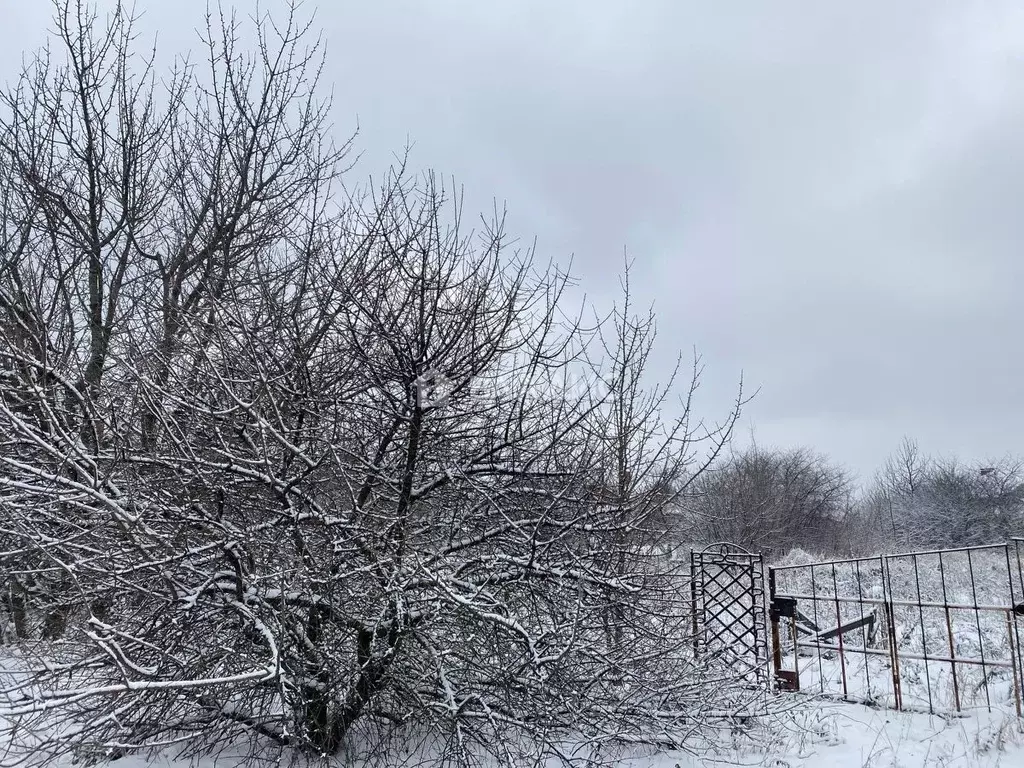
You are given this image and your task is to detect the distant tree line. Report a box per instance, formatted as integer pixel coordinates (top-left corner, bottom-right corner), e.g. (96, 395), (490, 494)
(674, 436), (1024, 557)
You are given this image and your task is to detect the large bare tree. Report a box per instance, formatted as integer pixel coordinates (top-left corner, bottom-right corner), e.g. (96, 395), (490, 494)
(0, 3), (753, 765)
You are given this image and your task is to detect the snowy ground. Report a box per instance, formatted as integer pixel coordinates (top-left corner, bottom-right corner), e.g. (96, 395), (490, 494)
(20, 698), (1024, 768)
(620, 698), (1024, 768)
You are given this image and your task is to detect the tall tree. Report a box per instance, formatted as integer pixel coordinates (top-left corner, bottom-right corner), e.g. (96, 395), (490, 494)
(0, 4), (753, 764)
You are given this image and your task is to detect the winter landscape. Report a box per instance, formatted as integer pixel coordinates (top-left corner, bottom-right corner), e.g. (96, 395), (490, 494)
(4, 1), (1024, 766)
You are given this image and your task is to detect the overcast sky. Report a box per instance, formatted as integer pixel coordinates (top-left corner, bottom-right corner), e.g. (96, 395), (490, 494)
(6, 0), (1024, 483)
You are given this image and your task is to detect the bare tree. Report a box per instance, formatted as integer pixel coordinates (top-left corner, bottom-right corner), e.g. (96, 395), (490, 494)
(900, 455), (1023, 548)
(860, 437), (931, 549)
(0, 0), (346, 637)
(583, 263), (740, 650)
(0, 3), (755, 765)
(876, 437), (929, 501)
(683, 444), (854, 557)
(862, 439), (1024, 550)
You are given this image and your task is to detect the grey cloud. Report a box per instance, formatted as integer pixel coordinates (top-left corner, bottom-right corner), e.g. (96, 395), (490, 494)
(7, 0), (1024, 478)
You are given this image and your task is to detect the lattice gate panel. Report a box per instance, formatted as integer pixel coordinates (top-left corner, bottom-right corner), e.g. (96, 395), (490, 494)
(691, 543), (768, 682)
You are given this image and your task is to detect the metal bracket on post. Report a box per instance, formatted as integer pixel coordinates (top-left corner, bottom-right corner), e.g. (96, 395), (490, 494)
(770, 595), (797, 621)
(770, 593), (800, 692)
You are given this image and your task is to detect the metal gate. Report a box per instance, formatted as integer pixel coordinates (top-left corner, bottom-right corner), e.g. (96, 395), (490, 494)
(690, 543), (768, 681)
(768, 540), (1024, 715)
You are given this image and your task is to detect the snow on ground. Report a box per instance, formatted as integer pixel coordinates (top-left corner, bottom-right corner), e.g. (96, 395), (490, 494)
(24, 699), (1024, 768)
(621, 698), (1024, 768)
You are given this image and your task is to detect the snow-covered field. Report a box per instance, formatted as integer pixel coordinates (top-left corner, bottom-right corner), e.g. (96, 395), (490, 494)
(13, 697), (1022, 767)
(626, 699), (1024, 768)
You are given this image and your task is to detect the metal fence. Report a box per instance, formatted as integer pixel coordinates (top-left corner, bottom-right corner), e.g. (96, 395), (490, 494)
(768, 539), (1024, 715)
(690, 543), (768, 682)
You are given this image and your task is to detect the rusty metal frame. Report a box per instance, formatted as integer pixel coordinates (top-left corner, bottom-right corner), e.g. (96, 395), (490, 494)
(769, 541), (1024, 716)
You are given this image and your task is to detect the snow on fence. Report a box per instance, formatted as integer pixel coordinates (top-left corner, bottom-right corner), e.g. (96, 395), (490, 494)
(768, 539), (1024, 717)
